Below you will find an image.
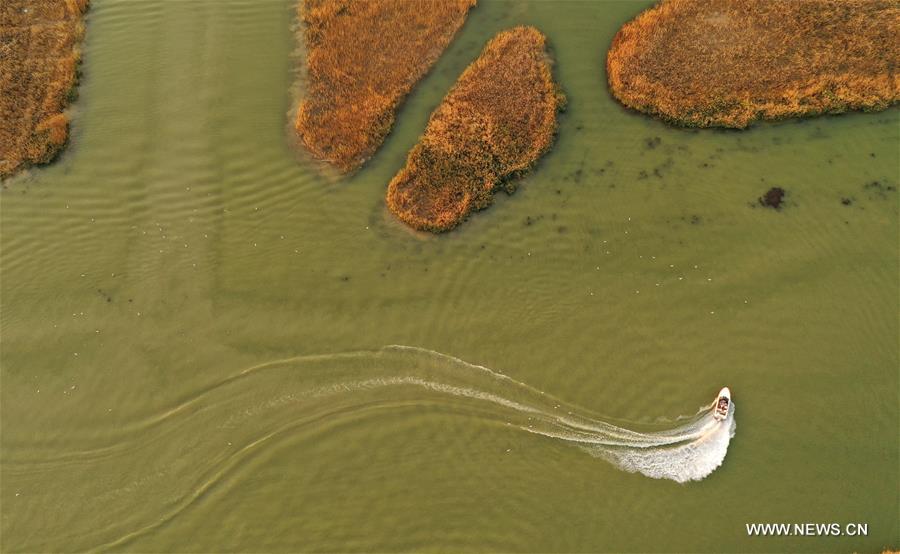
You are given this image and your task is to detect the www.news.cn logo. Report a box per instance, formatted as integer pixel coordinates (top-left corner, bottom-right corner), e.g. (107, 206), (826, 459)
(746, 523), (868, 537)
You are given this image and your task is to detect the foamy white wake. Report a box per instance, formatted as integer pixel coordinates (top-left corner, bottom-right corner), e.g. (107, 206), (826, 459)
(290, 345), (737, 483)
(7, 344), (738, 552)
(583, 410), (736, 483)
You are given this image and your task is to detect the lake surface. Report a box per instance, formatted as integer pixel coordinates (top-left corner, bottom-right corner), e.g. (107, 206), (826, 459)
(1, 1), (897, 551)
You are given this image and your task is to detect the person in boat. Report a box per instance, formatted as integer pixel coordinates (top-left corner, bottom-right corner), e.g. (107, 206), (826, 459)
(713, 387), (731, 420)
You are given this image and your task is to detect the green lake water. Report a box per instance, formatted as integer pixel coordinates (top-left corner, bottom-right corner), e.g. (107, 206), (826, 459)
(1, 1), (898, 551)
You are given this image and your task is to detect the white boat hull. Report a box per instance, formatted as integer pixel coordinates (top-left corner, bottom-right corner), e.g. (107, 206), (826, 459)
(714, 386), (731, 421)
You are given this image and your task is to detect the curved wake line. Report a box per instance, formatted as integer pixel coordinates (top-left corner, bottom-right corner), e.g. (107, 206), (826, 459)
(223, 344), (737, 484)
(369, 346), (736, 483)
(10, 345), (737, 481)
(7, 345), (736, 553)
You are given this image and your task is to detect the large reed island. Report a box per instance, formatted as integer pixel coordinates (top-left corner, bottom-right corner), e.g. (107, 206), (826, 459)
(1, 0), (89, 180)
(387, 27), (564, 232)
(607, 0), (900, 128)
(294, 0), (475, 172)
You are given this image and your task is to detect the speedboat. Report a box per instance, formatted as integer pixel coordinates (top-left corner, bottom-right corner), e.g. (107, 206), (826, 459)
(713, 387), (731, 421)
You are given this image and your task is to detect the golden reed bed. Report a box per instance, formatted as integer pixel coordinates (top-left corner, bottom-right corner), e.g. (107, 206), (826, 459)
(386, 27), (565, 232)
(607, 0), (900, 128)
(1, 0), (88, 180)
(294, 0), (475, 173)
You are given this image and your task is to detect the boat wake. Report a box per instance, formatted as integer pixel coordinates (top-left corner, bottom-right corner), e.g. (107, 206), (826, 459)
(348, 346), (736, 484)
(219, 344), (736, 484)
(4, 345), (735, 551)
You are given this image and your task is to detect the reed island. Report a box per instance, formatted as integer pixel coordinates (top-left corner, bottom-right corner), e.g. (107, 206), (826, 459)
(1, 0), (89, 180)
(386, 27), (565, 232)
(607, 0), (900, 128)
(294, 0), (475, 172)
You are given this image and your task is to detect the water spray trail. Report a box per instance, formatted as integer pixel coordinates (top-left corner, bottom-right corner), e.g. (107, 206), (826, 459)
(326, 345), (737, 483)
(5, 344), (737, 552)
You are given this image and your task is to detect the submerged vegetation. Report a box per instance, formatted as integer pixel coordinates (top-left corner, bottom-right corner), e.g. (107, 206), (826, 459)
(607, 0), (900, 128)
(759, 187), (786, 210)
(386, 27), (565, 232)
(0, 0), (89, 180)
(294, 0), (475, 172)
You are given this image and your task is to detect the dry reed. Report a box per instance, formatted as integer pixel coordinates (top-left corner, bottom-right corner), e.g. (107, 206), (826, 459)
(386, 26), (565, 233)
(1, 0), (89, 180)
(294, 0), (476, 172)
(607, 0), (900, 128)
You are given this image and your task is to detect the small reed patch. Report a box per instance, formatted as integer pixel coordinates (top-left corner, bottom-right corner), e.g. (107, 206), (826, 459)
(1, 0), (89, 180)
(606, 0), (900, 128)
(386, 26), (565, 232)
(294, 0), (475, 173)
